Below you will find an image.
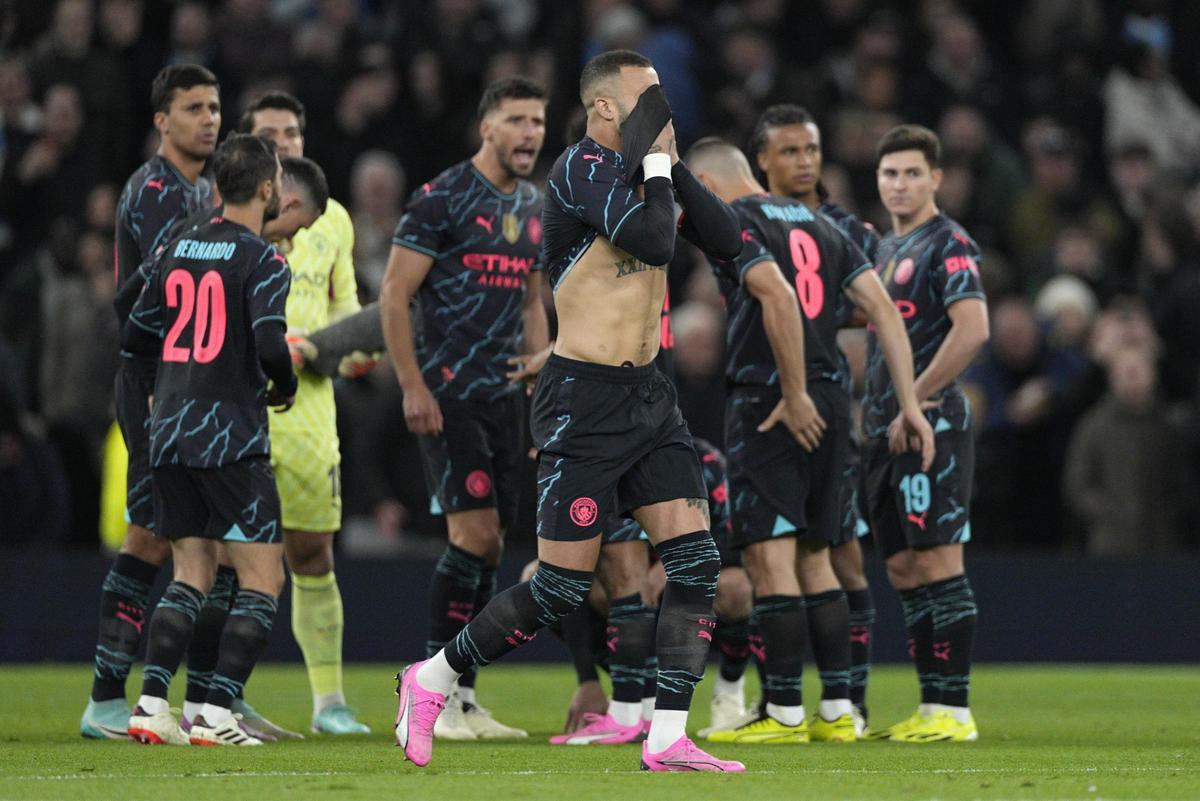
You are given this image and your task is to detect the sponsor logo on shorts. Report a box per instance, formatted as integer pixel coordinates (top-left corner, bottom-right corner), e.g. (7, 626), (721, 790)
(466, 470), (492, 499)
(569, 497), (598, 527)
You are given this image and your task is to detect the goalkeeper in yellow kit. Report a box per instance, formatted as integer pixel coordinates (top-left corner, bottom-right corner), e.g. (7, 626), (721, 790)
(239, 92), (371, 734)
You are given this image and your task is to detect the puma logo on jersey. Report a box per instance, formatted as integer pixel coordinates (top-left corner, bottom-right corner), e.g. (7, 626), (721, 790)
(475, 215), (495, 235)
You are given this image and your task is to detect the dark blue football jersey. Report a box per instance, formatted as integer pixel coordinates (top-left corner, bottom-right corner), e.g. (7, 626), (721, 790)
(709, 194), (872, 387)
(863, 213), (986, 438)
(542, 136), (649, 290)
(393, 161), (543, 402)
(114, 155), (214, 327)
(127, 218), (291, 468)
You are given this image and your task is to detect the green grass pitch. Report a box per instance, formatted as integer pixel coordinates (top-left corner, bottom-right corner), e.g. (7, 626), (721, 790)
(3, 664), (1197, 800)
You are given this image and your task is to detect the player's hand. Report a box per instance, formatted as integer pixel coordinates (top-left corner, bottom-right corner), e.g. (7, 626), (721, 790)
(507, 346), (551, 392)
(650, 119), (678, 165)
(564, 680), (609, 734)
(286, 331), (317, 369)
(338, 350), (383, 379)
(758, 393), (826, 452)
(266, 384), (295, 412)
(403, 382), (444, 435)
(643, 560), (666, 607)
(887, 406), (935, 472)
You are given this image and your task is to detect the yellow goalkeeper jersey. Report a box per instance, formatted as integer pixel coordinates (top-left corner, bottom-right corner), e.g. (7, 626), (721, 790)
(269, 197), (360, 440)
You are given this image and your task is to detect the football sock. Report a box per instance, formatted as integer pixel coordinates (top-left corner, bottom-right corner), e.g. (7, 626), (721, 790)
(427, 544), (484, 664)
(291, 571), (345, 715)
(845, 587), (875, 714)
(606, 593), (657, 705)
(714, 614), (751, 683)
(806, 589), (852, 701)
(204, 590), (278, 711)
(91, 553), (158, 702)
(139, 581), (205, 702)
(753, 595), (806, 710)
(652, 531), (720, 713)
(928, 574), (977, 709)
(899, 585), (940, 706)
(432, 562), (593, 692)
(766, 701), (804, 726)
(646, 709), (688, 752)
(556, 602), (603, 684)
(642, 651), (659, 721)
(714, 673), (744, 698)
(458, 562), (497, 694)
(185, 566), (237, 709)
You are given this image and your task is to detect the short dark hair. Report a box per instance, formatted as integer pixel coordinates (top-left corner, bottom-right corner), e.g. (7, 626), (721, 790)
(282, 156), (329, 216)
(477, 76), (547, 120)
(685, 136), (735, 161)
(579, 49), (653, 105)
(877, 124), (942, 169)
(213, 133), (278, 205)
(749, 104), (815, 157)
(150, 64), (219, 114)
(238, 91), (307, 135)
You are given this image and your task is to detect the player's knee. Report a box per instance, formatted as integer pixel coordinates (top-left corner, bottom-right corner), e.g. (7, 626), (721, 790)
(284, 532), (334, 576)
(448, 524), (502, 561)
(122, 526), (171, 564)
(830, 544), (867, 590)
(528, 561), (594, 622)
(885, 553), (917, 590)
(598, 545), (649, 598)
(714, 568), (753, 618)
(235, 560), (286, 598)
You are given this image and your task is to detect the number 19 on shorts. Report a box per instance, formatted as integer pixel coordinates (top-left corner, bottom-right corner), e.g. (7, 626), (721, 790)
(899, 473), (931, 515)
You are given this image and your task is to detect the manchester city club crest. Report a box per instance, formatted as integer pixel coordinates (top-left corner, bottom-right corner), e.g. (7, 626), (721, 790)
(502, 213), (520, 244)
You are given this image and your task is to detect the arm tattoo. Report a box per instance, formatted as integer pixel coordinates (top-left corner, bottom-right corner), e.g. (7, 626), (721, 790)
(615, 256), (666, 278)
(647, 144), (663, 154)
(686, 497), (711, 527)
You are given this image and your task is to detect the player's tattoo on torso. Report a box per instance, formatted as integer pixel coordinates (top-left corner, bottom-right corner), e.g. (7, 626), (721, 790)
(615, 257), (665, 278)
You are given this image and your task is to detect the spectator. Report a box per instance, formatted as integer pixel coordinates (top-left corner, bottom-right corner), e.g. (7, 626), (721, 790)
(0, 391), (70, 549)
(1064, 345), (1195, 555)
(29, 0), (129, 182)
(909, 11), (1010, 135)
(965, 296), (1089, 547)
(1139, 200), (1200, 404)
(0, 84), (101, 255)
(1102, 15), (1200, 179)
(671, 301), (725, 449)
(39, 229), (119, 546)
(349, 150), (405, 301)
(166, 3), (217, 70)
(1008, 120), (1123, 276)
(938, 103), (1026, 250)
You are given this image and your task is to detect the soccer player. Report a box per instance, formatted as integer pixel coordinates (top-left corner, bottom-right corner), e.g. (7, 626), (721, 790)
(122, 134), (297, 746)
(81, 64), (221, 741)
(750, 104), (882, 728)
(684, 138), (932, 745)
(392, 50), (745, 772)
(542, 437), (753, 743)
(862, 125), (988, 743)
(381, 77), (551, 740)
(238, 91), (370, 735)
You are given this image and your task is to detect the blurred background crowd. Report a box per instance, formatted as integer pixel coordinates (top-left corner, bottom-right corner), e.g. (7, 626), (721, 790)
(1, 0), (1198, 557)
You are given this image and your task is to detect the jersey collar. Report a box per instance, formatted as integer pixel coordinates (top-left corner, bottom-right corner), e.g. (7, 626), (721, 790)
(469, 163), (520, 201)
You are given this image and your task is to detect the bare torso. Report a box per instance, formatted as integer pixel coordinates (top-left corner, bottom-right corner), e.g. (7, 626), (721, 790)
(552, 234), (666, 367)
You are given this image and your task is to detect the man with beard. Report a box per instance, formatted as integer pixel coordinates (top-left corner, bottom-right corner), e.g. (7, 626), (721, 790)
(122, 134), (297, 746)
(380, 77), (551, 740)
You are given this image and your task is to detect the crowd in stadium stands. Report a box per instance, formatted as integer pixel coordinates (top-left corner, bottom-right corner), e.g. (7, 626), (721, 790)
(2, 0), (1198, 555)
